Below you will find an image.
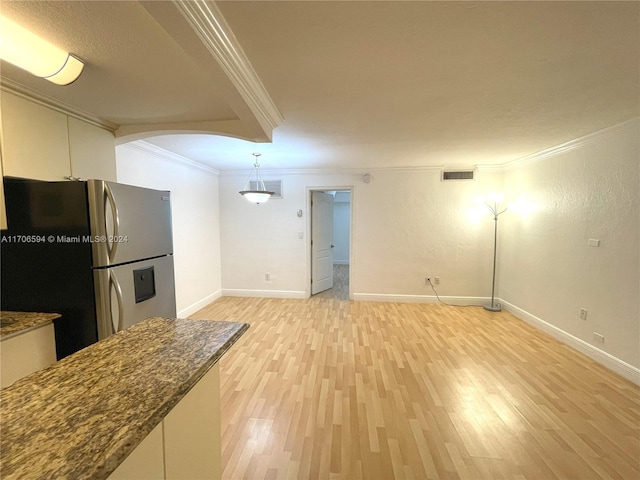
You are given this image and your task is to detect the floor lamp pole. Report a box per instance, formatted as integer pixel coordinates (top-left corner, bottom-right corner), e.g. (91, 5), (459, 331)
(483, 198), (507, 312)
(484, 213), (501, 312)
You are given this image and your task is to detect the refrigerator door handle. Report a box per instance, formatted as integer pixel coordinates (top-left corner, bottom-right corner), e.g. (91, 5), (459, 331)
(104, 182), (120, 263)
(109, 270), (125, 334)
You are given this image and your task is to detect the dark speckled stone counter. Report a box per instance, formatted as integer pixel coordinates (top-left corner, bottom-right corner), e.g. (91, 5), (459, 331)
(0, 311), (61, 339)
(0, 316), (249, 480)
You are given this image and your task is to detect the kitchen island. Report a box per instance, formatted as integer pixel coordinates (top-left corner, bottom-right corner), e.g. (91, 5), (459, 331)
(0, 316), (249, 479)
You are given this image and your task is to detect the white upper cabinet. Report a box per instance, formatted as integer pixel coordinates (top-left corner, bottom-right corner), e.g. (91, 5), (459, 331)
(0, 91), (117, 182)
(0, 155), (6, 229)
(1, 91), (71, 181)
(68, 117), (116, 181)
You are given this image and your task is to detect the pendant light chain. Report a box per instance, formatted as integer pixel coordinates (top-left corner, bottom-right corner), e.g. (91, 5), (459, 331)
(253, 153), (267, 192)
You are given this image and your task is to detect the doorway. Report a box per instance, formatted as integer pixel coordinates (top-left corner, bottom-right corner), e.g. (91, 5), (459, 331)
(309, 188), (352, 300)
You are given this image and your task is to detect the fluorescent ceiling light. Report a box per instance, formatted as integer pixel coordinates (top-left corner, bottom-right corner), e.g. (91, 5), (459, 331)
(0, 15), (84, 85)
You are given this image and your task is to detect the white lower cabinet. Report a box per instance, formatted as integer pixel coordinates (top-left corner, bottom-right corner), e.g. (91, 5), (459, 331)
(0, 323), (57, 388)
(164, 363), (222, 479)
(108, 423), (165, 480)
(108, 363), (222, 480)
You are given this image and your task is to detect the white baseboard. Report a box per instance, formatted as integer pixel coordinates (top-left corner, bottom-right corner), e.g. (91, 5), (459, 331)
(352, 293), (487, 306)
(501, 300), (640, 386)
(222, 289), (307, 299)
(188, 289), (639, 386)
(178, 290), (222, 318)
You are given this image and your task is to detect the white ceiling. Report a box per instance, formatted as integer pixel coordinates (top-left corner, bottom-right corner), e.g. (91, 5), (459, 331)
(1, 1), (638, 172)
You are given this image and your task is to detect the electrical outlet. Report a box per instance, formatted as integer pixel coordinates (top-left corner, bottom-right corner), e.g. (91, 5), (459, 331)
(579, 308), (588, 320)
(265, 273), (271, 281)
(434, 277), (440, 285)
(425, 277), (431, 285)
(593, 332), (604, 343)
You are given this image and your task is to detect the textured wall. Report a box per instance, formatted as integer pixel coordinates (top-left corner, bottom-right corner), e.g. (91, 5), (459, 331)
(115, 143), (222, 315)
(354, 170), (501, 298)
(220, 173), (351, 296)
(219, 169), (502, 299)
(500, 119), (640, 368)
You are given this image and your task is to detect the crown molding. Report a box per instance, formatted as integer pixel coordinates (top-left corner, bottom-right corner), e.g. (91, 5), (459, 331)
(494, 117), (640, 172)
(220, 164), (448, 176)
(173, 0), (283, 137)
(120, 140), (220, 175)
(164, 114), (640, 177)
(474, 163), (505, 173)
(0, 77), (119, 132)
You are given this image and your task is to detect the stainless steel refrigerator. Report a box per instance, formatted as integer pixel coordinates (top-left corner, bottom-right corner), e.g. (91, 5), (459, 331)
(1, 177), (177, 359)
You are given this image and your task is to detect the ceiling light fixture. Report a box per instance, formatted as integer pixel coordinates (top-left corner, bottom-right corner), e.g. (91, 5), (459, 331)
(239, 153), (274, 205)
(0, 15), (85, 85)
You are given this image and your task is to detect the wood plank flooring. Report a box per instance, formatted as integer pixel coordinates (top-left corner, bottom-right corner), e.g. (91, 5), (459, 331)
(192, 297), (640, 480)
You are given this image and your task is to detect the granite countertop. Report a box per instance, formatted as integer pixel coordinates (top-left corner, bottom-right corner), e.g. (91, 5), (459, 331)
(0, 311), (61, 339)
(0, 316), (249, 480)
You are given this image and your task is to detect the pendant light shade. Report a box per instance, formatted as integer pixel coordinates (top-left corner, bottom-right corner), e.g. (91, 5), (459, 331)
(239, 153), (274, 205)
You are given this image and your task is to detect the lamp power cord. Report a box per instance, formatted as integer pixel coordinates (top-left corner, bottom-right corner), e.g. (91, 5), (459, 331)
(426, 279), (479, 308)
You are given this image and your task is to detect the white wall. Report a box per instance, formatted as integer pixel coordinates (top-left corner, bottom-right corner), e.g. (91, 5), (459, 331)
(354, 170), (503, 301)
(219, 169), (502, 301)
(332, 191), (350, 265)
(116, 142), (222, 316)
(500, 119), (640, 372)
(219, 173), (331, 298)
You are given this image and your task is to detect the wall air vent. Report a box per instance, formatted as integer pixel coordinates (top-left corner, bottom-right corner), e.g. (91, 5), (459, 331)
(441, 170), (475, 181)
(249, 180), (283, 199)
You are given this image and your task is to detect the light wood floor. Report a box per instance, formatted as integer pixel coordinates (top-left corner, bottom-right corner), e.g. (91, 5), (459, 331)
(193, 297), (640, 480)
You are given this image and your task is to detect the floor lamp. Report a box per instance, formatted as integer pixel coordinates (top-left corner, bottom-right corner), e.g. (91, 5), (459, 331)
(482, 193), (507, 312)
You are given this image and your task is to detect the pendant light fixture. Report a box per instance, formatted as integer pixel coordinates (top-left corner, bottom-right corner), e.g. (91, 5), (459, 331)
(239, 153), (274, 205)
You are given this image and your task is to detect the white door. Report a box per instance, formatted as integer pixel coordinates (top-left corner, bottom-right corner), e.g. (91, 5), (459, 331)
(311, 191), (334, 295)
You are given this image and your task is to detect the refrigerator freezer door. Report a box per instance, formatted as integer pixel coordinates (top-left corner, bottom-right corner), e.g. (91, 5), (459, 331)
(88, 180), (173, 267)
(94, 255), (177, 339)
(1, 178), (99, 359)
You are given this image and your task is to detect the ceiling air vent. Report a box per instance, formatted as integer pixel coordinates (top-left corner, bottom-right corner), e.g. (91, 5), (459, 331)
(441, 169), (475, 181)
(249, 179), (283, 199)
